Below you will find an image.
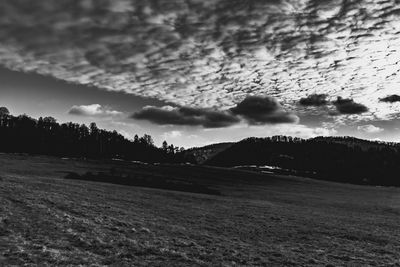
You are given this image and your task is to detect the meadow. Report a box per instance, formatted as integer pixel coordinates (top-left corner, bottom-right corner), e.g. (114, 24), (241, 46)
(1, 154), (400, 266)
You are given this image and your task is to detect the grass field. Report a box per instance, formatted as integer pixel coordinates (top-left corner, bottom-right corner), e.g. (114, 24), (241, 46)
(1, 154), (400, 266)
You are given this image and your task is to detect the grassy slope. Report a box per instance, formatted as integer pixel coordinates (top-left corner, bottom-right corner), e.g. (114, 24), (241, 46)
(1, 154), (400, 266)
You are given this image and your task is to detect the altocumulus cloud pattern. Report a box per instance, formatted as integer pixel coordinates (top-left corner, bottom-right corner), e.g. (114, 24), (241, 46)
(1, 0), (400, 121)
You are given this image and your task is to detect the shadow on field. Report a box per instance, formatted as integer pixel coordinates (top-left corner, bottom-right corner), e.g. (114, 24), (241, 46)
(64, 170), (221, 196)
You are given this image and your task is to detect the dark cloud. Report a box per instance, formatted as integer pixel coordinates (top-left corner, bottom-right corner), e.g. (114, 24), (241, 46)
(299, 94), (328, 106)
(231, 96), (299, 124)
(132, 106), (240, 128)
(332, 97), (368, 115)
(133, 96), (299, 127)
(379, 95), (400, 103)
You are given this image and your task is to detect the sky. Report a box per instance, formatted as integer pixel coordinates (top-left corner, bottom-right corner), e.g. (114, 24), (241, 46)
(1, 0), (400, 147)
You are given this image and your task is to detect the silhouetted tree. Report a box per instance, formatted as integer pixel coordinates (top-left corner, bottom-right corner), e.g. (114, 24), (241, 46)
(0, 107), (10, 127)
(0, 107), (9, 117)
(140, 134), (154, 146)
(162, 141), (168, 151)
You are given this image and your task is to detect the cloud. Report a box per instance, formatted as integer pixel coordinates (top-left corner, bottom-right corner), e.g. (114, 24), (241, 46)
(68, 104), (122, 117)
(332, 97), (368, 115)
(357, 124), (384, 134)
(132, 95), (299, 127)
(312, 127), (338, 136)
(379, 95), (400, 103)
(241, 124), (337, 140)
(299, 94), (328, 106)
(132, 106), (240, 128)
(230, 96), (299, 124)
(1, 0), (400, 123)
(161, 130), (183, 140)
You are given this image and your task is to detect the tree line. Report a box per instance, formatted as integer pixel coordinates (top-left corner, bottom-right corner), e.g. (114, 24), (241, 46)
(0, 107), (183, 163)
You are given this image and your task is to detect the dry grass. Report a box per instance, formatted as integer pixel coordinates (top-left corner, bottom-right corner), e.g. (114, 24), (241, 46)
(1, 154), (400, 266)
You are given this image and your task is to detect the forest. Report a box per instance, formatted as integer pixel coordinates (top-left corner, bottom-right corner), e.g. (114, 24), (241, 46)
(0, 107), (182, 163)
(205, 136), (400, 186)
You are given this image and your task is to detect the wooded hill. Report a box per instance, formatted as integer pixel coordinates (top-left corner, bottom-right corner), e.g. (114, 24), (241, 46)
(204, 136), (400, 186)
